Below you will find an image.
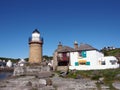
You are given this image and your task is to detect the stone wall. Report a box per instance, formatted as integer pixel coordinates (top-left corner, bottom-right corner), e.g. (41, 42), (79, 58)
(13, 65), (50, 76)
(57, 66), (69, 72)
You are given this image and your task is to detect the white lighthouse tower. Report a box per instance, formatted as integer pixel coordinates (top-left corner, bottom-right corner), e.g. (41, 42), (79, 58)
(28, 29), (43, 64)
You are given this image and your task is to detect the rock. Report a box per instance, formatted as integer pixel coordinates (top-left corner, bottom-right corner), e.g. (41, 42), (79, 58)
(99, 77), (104, 81)
(112, 82), (120, 90)
(25, 66), (41, 75)
(35, 71), (53, 79)
(41, 61), (47, 66)
(70, 69), (77, 74)
(101, 85), (110, 89)
(97, 77), (104, 84)
(3, 63), (104, 90)
(26, 81), (32, 86)
(40, 65), (50, 72)
(75, 74), (83, 79)
(39, 79), (47, 86)
(59, 71), (68, 77)
(115, 74), (120, 80)
(0, 74), (98, 90)
(46, 78), (52, 86)
(13, 65), (51, 76)
(13, 66), (26, 76)
(52, 75), (97, 90)
(38, 86), (55, 90)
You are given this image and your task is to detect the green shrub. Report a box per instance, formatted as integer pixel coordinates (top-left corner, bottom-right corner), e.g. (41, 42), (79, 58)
(91, 75), (102, 80)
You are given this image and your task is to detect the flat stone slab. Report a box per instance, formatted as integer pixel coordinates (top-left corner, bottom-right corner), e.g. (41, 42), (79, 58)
(51, 74), (97, 90)
(35, 71), (53, 78)
(112, 82), (120, 90)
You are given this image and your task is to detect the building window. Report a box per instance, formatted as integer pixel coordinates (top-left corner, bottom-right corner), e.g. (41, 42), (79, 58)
(58, 61), (69, 66)
(75, 62), (79, 66)
(79, 51), (86, 58)
(110, 60), (116, 65)
(81, 51), (86, 58)
(86, 62), (90, 65)
(62, 52), (68, 61)
(101, 61), (106, 65)
(57, 52), (70, 66)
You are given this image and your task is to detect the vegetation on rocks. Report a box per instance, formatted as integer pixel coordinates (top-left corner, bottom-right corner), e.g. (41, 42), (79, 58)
(101, 48), (120, 56)
(101, 48), (120, 63)
(56, 68), (120, 90)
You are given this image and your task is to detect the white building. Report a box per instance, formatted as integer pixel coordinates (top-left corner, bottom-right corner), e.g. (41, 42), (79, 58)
(53, 42), (119, 71)
(18, 59), (26, 66)
(6, 60), (12, 67)
(69, 43), (119, 70)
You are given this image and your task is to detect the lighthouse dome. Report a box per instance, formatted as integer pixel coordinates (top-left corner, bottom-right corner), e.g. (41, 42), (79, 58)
(32, 29), (40, 34)
(32, 29), (40, 41)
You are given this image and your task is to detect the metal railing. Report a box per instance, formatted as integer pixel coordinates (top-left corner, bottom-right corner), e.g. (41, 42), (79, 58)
(28, 37), (44, 43)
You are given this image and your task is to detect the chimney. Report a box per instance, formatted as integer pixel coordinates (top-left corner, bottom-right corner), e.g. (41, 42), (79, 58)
(58, 42), (62, 49)
(74, 41), (78, 49)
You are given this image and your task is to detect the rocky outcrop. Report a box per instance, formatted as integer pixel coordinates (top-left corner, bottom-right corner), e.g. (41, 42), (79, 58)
(0, 76), (54, 90)
(0, 74), (97, 90)
(9, 65), (54, 90)
(13, 65), (50, 76)
(2, 72), (120, 90)
(13, 66), (26, 76)
(112, 82), (120, 90)
(2, 65), (120, 90)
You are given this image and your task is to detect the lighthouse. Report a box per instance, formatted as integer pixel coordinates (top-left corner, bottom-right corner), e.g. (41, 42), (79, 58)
(28, 29), (43, 64)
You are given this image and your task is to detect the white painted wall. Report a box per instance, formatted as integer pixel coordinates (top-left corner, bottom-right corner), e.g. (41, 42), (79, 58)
(69, 50), (119, 70)
(70, 50), (104, 66)
(103, 56), (119, 68)
(86, 50), (104, 66)
(70, 52), (78, 66)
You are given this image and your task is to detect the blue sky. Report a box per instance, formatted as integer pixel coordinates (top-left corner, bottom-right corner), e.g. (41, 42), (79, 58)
(0, 0), (120, 59)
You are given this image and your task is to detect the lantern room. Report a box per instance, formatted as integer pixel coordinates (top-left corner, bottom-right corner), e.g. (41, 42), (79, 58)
(32, 29), (40, 41)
